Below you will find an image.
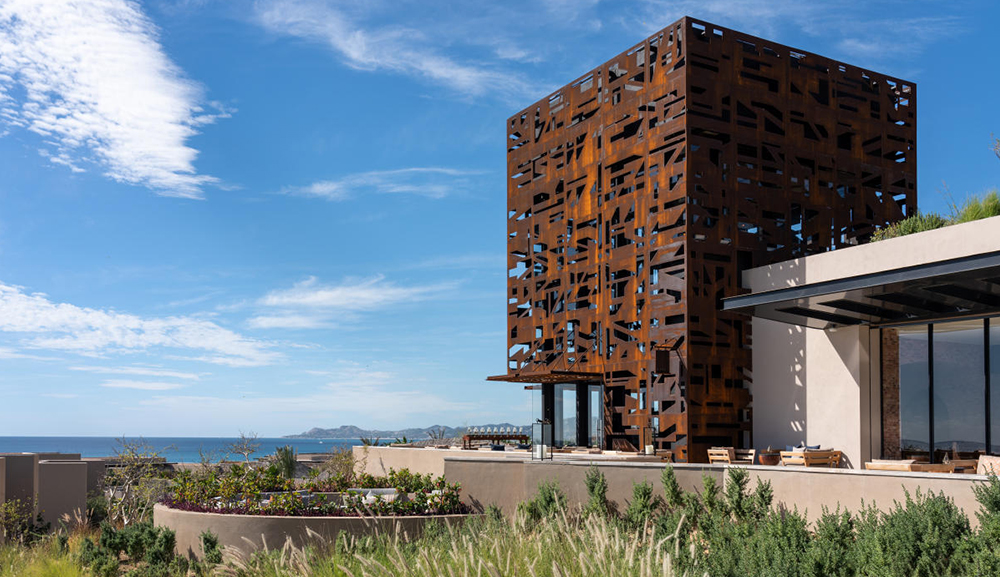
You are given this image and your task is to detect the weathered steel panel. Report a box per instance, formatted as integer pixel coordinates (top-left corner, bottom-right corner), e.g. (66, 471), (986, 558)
(502, 17), (916, 461)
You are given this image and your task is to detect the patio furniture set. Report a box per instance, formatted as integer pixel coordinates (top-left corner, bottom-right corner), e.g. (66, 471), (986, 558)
(461, 427), (529, 450)
(708, 447), (843, 468)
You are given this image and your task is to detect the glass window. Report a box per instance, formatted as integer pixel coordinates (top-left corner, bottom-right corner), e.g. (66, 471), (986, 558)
(991, 320), (1000, 454)
(589, 385), (603, 448)
(553, 384), (577, 447)
(898, 324), (930, 459)
(933, 319), (986, 456)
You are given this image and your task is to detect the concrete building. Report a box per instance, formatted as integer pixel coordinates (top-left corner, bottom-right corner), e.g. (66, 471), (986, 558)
(491, 16), (916, 461)
(725, 216), (1000, 468)
(0, 452), (100, 533)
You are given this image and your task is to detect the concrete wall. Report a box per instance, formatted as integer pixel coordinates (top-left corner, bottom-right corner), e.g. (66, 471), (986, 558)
(442, 455), (989, 528)
(750, 321), (873, 467)
(0, 453), (38, 505)
(153, 504), (471, 560)
(744, 466), (984, 527)
(445, 458), (721, 514)
(37, 460), (88, 528)
(33, 453), (81, 462)
(82, 458), (107, 494)
(353, 445), (536, 477)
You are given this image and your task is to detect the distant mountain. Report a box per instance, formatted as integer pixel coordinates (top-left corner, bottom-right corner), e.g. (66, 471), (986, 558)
(284, 423), (528, 440)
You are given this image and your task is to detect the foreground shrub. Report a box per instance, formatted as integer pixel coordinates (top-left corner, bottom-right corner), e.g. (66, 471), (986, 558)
(518, 480), (565, 522)
(623, 480), (659, 529)
(583, 465), (609, 518)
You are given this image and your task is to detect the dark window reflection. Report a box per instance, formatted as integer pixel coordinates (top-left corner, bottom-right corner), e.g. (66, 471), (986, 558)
(898, 325), (929, 458)
(933, 320), (986, 454)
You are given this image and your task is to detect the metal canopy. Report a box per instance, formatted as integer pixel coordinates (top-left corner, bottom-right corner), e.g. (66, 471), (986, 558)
(486, 371), (603, 384)
(722, 250), (1000, 329)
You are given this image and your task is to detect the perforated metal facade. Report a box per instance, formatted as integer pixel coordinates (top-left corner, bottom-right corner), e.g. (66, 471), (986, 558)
(501, 17), (916, 461)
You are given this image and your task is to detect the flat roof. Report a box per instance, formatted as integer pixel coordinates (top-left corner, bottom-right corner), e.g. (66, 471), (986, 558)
(723, 250), (1000, 329)
(487, 371), (603, 384)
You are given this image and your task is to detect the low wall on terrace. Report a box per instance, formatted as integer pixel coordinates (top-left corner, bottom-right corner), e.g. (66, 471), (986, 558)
(153, 504), (472, 560)
(442, 456), (989, 528)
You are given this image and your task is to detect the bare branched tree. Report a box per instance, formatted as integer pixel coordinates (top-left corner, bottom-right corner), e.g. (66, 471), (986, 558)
(226, 431), (261, 465)
(106, 437), (169, 526)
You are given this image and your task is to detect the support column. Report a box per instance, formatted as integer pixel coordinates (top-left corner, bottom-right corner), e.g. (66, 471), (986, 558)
(576, 383), (589, 447)
(541, 383), (555, 425)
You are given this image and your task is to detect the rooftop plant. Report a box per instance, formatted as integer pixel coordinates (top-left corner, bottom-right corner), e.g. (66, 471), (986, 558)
(871, 138), (1000, 242)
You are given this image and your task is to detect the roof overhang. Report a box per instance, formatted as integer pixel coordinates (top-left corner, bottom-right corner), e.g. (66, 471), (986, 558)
(722, 250), (1000, 329)
(486, 370), (604, 384)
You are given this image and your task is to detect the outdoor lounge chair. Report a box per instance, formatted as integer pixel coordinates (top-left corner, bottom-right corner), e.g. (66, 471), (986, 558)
(707, 447), (756, 464)
(780, 449), (841, 467)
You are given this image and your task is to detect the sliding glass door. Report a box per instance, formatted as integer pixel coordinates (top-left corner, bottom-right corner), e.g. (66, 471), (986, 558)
(885, 317), (998, 461)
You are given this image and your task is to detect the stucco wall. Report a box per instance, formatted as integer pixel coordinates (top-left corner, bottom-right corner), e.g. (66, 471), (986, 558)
(744, 466), (984, 527)
(353, 445), (535, 477)
(444, 457), (722, 514)
(744, 215), (1000, 291)
(82, 458), (107, 495)
(37, 460), (88, 528)
(443, 456), (989, 528)
(0, 453), (38, 505)
(750, 321), (872, 467)
(153, 504), (470, 560)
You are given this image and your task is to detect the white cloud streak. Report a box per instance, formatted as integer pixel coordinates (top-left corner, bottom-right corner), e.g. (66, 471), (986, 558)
(0, 282), (279, 367)
(0, 0), (227, 198)
(248, 275), (453, 329)
(253, 0), (534, 99)
(70, 365), (202, 380)
(282, 167), (486, 201)
(101, 379), (186, 391)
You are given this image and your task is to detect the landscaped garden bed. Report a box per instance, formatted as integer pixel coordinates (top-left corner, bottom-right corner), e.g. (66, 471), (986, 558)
(153, 462), (475, 558)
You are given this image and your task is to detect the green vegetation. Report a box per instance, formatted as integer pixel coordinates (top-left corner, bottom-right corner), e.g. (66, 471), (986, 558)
(872, 136), (1000, 242)
(166, 464), (465, 516)
(272, 445), (298, 480)
(872, 191), (1000, 241)
(8, 467), (1000, 575)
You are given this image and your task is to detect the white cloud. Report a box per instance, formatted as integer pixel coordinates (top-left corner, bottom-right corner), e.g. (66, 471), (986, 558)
(0, 0), (227, 198)
(0, 281), (280, 367)
(69, 365), (202, 380)
(259, 275), (448, 310)
(246, 314), (330, 330)
(248, 275), (454, 330)
(0, 346), (54, 361)
(42, 393), (80, 399)
(101, 379), (185, 391)
(282, 168), (486, 201)
(253, 0), (534, 99)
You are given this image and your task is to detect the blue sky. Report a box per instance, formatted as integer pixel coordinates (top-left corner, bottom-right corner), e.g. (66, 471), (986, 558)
(0, 0), (997, 436)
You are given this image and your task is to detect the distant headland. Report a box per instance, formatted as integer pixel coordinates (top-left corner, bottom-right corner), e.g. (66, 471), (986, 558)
(283, 424), (526, 440)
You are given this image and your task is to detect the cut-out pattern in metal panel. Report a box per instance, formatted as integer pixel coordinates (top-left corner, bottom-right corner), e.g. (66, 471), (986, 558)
(500, 17), (915, 462)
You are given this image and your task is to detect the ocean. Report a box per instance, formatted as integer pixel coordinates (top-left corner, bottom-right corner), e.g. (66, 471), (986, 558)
(0, 437), (361, 463)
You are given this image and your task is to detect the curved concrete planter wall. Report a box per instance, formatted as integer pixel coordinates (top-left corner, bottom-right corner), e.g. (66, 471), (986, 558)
(153, 504), (472, 560)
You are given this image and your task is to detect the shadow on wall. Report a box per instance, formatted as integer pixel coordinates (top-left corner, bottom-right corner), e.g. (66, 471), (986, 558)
(747, 256), (807, 454)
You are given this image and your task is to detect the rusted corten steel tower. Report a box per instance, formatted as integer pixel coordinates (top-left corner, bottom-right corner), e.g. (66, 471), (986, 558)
(491, 17), (916, 462)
